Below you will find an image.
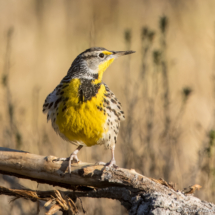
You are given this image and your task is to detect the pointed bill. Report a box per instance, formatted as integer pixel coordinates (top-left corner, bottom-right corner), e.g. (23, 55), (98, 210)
(112, 50), (135, 58)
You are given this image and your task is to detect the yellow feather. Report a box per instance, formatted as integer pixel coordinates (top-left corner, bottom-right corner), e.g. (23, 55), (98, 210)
(102, 51), (112, 55)
(56, 79), (107, 146)
(93, 58), (114, 84)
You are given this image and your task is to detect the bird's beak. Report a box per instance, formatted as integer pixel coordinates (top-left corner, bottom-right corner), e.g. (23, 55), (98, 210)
(112, 50), (135, 58)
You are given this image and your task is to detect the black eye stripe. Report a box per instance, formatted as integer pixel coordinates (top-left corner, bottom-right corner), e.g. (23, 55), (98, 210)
(99, 53), (105, 58)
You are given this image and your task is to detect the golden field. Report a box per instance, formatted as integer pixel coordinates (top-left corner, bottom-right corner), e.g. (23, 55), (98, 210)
(0, 0), (215, 214)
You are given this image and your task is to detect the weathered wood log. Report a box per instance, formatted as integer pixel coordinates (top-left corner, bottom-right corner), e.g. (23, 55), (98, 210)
(0, 147), (214, 214)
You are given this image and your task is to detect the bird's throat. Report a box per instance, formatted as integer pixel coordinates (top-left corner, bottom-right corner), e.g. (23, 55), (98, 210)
(93, 58), (114, 84)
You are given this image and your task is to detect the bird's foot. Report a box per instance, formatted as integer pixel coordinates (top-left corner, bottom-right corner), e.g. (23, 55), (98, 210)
(106, 159), (118, 168)
(53, 154), (80, 174)
(95, 159), (118, 168)
(53, 157), (69, 162)
(68, 154), (80, 163)
(53, 146), (83, 175)
(68, 153), (81, 174)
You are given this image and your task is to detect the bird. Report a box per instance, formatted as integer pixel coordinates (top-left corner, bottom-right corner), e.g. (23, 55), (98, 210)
(42, 47), (135, 173)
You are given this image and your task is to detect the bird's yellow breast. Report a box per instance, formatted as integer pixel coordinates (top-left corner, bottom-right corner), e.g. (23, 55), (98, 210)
(55, 79), (107, 146)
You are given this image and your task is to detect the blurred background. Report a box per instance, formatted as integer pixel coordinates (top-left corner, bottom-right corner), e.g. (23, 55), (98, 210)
(0, 0), (215, 214)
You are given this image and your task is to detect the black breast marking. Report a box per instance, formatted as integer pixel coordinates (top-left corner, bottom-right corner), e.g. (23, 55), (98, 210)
(79, 79), (101, 102)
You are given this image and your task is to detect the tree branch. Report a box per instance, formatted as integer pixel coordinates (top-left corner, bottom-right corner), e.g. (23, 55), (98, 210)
(0, 147), (214, 214)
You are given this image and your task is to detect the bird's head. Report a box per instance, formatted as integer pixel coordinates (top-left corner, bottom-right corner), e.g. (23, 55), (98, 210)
(70, 47), (135, 83)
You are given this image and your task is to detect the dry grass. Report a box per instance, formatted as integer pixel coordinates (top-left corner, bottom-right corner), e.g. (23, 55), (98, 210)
(1, 0), (215, 214)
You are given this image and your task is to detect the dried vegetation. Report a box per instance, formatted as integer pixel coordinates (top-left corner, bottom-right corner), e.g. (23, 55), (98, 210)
(0, 0), (215, 214)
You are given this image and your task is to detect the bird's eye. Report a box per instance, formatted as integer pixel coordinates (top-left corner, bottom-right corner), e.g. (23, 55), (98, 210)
(99, 53), (105, 58)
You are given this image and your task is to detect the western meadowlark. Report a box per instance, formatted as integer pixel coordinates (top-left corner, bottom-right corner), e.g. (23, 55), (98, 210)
(43, 47), (135, 173)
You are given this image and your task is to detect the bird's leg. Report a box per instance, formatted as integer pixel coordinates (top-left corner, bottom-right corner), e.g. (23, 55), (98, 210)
(105, 146), (118, 168)
(96, 146), (118, 168)
(53, 145), (83, 174)
(68, 145), (83, 173)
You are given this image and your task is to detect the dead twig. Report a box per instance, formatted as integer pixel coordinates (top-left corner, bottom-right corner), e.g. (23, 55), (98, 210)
(0, 147), (214, 215)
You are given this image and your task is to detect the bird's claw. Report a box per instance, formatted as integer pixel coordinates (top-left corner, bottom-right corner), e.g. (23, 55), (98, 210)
(95, 161), (106, 165)
(68, 154), (80, 175)
(52, 155), (80, 175)
(53, 157), (69, 162)
(95, 160), (118, 168)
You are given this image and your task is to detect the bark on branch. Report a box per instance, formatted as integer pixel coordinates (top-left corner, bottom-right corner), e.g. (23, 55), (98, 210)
(0, 147), (214, 215)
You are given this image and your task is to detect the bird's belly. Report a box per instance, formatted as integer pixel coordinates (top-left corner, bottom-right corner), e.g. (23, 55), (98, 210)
(55, 85), (108, 147)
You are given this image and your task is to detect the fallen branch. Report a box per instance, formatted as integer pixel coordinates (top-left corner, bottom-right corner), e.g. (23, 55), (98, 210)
(0, 147), (214, 214)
